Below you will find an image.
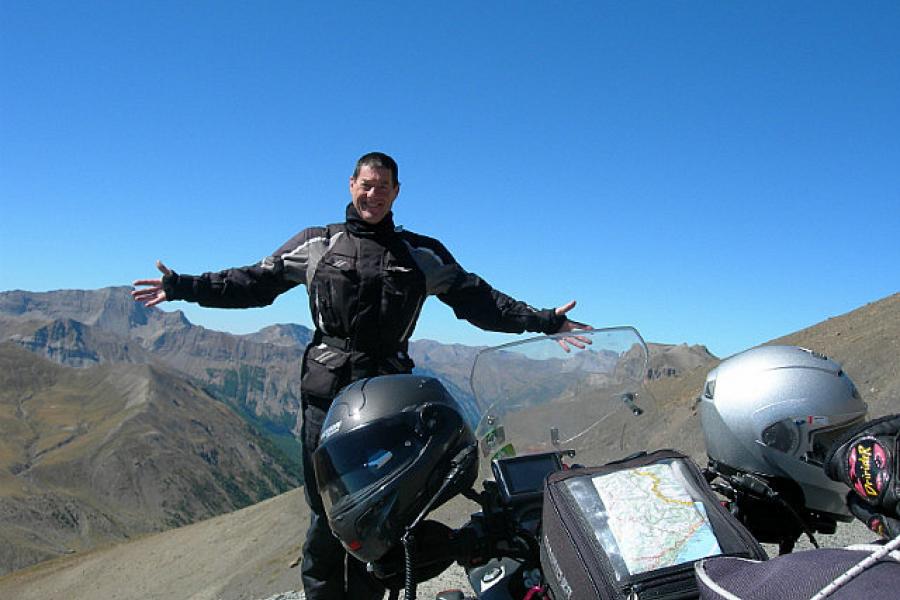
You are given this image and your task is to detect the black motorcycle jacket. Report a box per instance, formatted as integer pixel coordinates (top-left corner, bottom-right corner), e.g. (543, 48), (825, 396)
(162, 204), (565, 402)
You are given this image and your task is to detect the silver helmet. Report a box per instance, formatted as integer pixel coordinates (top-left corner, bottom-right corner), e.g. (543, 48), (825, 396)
(700, 345), (867, 518)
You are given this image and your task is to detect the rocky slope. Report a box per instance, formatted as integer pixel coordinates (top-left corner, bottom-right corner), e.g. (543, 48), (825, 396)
(768, 292), (900, 417)
(0, 343), (298, 576)
(0, 484), (476, 600)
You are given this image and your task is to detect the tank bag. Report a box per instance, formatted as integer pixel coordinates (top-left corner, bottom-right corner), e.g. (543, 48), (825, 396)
(540, 449), (766, 600)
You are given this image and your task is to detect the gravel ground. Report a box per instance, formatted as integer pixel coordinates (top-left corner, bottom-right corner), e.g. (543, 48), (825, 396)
(763, 516), (876, 555)
(250, 520), (878, 600)
(251, 564), (470, 600)
(0, 486), (878, 600)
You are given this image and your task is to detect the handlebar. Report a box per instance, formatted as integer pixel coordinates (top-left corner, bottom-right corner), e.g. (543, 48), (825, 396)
(370, 479), (543, 590)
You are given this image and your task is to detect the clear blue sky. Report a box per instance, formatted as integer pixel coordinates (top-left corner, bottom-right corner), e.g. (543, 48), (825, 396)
(1, 1), (897, 358)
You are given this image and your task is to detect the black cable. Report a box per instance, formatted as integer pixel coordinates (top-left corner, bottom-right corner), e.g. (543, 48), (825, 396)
(403, 530), (416, 600)
(771, 493), (819, 549)
(398, 445), (477, 599)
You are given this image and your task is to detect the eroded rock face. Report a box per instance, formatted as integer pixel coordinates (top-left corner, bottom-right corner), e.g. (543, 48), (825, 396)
(646, 342), (716, 380)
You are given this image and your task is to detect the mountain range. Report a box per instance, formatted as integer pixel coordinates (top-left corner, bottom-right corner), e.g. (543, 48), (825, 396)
(0, 287), (896, 591)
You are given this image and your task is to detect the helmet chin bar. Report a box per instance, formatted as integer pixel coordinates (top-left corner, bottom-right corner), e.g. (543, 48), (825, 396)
(704, 459), (841, 555)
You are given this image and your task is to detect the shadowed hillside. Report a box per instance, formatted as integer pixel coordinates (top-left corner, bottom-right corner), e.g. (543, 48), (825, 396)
(0, 343), (298, 575)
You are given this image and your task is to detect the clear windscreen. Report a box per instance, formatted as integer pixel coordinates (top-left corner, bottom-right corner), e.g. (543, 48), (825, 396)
(466, 327), (656, 474)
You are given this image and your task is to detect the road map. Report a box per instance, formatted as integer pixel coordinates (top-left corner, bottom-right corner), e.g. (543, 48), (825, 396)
(592, 463), (722, 575)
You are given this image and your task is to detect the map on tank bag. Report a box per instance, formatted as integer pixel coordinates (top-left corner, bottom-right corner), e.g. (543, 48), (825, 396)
(592, 464), (722, 575)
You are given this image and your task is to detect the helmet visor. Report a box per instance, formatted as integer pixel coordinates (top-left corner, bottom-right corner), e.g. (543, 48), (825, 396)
(760, 414), (866, 466)
(315, 415), (425, 514)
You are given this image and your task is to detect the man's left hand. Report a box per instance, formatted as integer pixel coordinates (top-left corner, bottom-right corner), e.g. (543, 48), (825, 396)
(846, 492), (900, 538)
(554, 300), (592, 353)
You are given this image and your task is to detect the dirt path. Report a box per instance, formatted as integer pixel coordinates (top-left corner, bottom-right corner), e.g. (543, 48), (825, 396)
(0, 488), (470, 600)
(0, 489), (307, 600)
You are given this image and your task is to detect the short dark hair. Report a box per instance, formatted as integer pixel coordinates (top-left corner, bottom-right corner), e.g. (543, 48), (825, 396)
(352, 152), (399, 186)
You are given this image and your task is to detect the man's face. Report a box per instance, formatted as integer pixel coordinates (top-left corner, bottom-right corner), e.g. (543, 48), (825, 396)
(349, 165), (399, 224)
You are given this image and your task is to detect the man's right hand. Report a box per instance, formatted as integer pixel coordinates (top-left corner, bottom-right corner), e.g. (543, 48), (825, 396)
(131, 260), (173, 308)
(825, 413), (900, 537)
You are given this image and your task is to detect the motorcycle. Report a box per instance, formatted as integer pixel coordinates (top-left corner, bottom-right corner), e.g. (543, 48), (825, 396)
(376, 326), (661, 600)
(376, 327), (846, 600)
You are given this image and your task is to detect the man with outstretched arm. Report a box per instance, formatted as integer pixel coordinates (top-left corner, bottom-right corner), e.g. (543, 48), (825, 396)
(132, 151), (588, 600)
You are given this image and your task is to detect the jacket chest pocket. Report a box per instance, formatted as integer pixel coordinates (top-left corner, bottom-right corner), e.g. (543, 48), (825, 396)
(318, 253), (358, 283)
(383, 262), (425, 301)
(382, 264), (420, 295)
(381, 263), (426, 332)
(312, 253), (359, 329)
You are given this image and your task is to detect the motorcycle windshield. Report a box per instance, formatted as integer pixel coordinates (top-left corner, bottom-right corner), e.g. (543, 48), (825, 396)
(467, 327), (654, 470)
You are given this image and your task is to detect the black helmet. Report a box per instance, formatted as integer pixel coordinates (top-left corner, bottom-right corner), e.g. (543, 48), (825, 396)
(313, 374), (477, 563)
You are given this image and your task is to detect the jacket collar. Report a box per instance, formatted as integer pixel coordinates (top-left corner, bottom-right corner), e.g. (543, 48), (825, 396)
(345, 203), (397, 239)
